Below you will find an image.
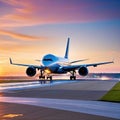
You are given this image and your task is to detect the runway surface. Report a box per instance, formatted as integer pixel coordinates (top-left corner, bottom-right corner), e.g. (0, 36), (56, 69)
(0, 79), (119, 120)
(0, 81), (69, 91)
(0, 97), (120, 119)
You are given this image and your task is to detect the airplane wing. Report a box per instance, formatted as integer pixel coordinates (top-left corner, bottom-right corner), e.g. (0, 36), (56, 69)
(62, 61), (114, 71)
(85, 61), (114, 67)
(9, 58), (43, 69)
(70, 59), (88, 64)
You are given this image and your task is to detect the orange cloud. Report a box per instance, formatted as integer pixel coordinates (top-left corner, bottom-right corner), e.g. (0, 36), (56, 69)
(0, 0), (36, 27)
(0, 29), (45, 41)
(0, 0), (120, 28)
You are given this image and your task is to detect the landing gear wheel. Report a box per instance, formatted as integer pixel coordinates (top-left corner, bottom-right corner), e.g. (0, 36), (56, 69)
(70, 70), (76, 80)
(39, 75), (45, 79)
(70, 76), (76, 80)
(47, 76), (53, 83)
(47, 76), (52, 80)
(39, 75), (46, 84)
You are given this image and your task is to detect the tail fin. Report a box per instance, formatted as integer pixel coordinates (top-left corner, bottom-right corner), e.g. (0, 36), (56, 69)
(64, 38), (70, 59)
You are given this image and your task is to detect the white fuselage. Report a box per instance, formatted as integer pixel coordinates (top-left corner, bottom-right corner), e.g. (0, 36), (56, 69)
(42, 54), (70, 74)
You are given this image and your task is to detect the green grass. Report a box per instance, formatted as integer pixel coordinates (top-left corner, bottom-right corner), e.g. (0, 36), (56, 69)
(100, 82), (120, 102)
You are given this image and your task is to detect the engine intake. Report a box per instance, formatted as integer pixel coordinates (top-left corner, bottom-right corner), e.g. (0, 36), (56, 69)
(78, 66), (88, 76)
(26, 66), (36, 77)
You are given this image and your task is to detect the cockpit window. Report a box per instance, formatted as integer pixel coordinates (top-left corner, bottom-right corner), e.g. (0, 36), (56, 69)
(43, 58), (53, 61)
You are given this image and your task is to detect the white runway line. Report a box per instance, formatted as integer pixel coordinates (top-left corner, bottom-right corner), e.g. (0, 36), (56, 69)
(0, 97), (120, 119)
(0, 81), (75, 91)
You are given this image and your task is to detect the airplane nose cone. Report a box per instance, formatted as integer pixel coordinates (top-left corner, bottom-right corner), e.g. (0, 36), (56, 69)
(42, 54), (58, 66)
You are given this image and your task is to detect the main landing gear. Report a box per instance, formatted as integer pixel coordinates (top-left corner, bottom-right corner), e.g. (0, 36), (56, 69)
(39, 70), (52, 84)
(39, 75), (45, 79)
(39, 70), (45, 79)
(70, 70), (76, 80)
(47, 76), (52, 80)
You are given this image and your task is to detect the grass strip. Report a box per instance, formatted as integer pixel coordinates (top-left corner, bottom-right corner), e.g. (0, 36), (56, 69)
(100, 82), (120, 102)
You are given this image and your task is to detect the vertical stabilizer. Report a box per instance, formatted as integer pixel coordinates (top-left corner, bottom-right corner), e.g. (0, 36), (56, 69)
(64, 38), (70, 59)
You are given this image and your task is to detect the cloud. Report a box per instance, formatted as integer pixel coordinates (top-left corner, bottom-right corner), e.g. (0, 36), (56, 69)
(0, 0), (36, 27)
(0, 29), (45, 41)
(0, 0), (120, 28)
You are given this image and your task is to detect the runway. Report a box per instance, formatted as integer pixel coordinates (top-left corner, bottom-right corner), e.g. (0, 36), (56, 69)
(0, 80), (74, 91)
(0, 79), (119, 120)
(0, 97), (120, 119)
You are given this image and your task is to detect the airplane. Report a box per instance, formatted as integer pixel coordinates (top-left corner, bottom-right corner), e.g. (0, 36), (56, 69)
(9, 38), (113, 80)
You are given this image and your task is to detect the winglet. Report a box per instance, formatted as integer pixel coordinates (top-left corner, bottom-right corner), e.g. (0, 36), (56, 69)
(9, 58), (12, 64)
(64, 38), (70, 59)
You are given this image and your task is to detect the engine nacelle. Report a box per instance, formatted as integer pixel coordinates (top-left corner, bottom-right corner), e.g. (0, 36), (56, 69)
(26, 66), (36, 77)
(78, 66), (88, 76)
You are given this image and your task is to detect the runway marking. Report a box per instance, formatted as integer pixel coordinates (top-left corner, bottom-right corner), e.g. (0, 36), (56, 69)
(0, 97), (120, 119)
(3, 114), (23, 118)
(0, 81), (75, 92)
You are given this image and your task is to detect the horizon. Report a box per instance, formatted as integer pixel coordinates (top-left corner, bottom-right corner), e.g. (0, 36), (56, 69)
(0, 0), (120, 76)
(0, 73), (120, 81)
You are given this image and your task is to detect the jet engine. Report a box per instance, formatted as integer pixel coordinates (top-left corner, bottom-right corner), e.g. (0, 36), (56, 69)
(78, 66), (88, 76)
(26, 66), (36, 77)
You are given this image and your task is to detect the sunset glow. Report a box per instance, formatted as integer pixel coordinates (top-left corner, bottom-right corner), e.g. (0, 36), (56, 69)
(0, 0), (120, 76)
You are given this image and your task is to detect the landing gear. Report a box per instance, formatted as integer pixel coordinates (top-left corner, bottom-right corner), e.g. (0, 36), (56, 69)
(39, 70), (53, 84)
(70, 76), (76, 80)
(47, 76), (52, 80)
(39, 77), (46, 84)
(47, 76), (53, 83)
(70, 70), (76, 80)
(39, 70), (46, 84)
(39, 75), (45, 79)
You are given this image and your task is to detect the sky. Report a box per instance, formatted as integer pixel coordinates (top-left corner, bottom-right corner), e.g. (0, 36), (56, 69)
(0, 0), (120, 76)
